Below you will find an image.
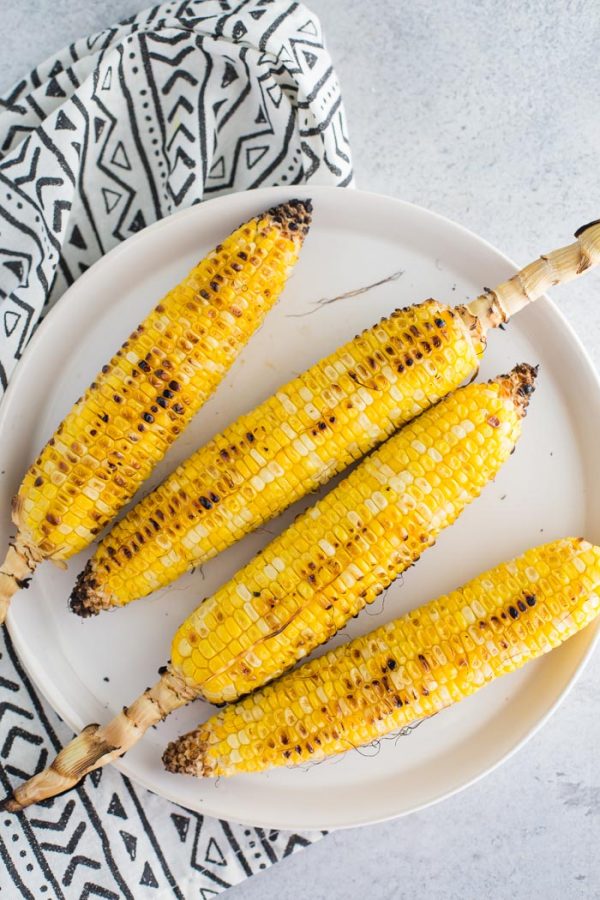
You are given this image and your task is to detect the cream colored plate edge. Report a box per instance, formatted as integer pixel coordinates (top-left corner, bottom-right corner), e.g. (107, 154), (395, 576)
(2, 186), (600, 831)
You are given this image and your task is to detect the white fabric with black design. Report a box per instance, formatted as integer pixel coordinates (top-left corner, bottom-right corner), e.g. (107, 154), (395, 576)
(0, 0), (350, 895)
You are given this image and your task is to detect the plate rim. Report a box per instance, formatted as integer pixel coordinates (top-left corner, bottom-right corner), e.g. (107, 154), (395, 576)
(3, 184), (600, 830)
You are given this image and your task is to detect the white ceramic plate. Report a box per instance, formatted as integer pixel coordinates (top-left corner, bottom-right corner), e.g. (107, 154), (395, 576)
(2, 186), (600, 831)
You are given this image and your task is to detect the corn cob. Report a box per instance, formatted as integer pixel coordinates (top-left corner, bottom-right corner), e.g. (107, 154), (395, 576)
(0, 199), (312, 624)
(3, 363), (537, 810)
(70, 219), (600, 617)
(163, 537), (600, 777)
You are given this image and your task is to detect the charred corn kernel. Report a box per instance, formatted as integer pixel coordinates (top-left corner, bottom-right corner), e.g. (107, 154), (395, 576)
(170, 363), (536, 704)
(163, 538), (600, 777)
(3, 366), (537, 812)
(72, 299), (483, 615)
(0, 200), (312, 624)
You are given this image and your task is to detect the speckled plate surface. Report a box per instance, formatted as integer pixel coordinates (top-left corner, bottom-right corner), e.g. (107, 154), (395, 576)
(2, 186), (600, 830)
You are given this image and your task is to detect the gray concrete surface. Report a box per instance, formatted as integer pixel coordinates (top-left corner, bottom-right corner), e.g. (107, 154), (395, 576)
(2, 1), (600, 897)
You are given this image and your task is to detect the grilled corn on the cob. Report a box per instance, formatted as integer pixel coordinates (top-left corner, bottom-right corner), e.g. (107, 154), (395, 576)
(163, 537), (600, 777)
(0, 200), (312, 623)
(72, 299), (480, 615)
(3, 363), (536, 809)
(70, 218), (600, 617)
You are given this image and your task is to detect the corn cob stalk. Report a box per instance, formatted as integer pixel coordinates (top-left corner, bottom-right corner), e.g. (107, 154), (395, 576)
(0, 199), (312, 624)
(3, 363), (537, 810)
(70, 219), (600, 617)
(163, 537), (600, 777)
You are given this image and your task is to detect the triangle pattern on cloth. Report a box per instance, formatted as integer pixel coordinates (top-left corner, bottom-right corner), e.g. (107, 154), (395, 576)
(88, 768), (103, 788)
(298, 19), (319, 35)
(282, 833), (313, 856)
(276, 44), (295, 68)
(102, 66), (113, 91)
(212, 98), (227, 118)
(56, 110), (76, 131)
(221, 61), (239, 88)
(266, 83), (283, 108)
(232, 20), (247, 40)
(205, 837), (226, 866)
(140, 861), (159, 888)
(255, 106), (267, 124)
(45, 77), (66, 98)
(302, 50), (318, 70)
(246, 144), (269, 169)
(4, 310), (21, 337)
(111, 140), (131, 170)
(102, 187), (122, 214)
(120, 830), (137, 861)
(69, 224), (87, 249)
(170, 813), (190, 843)
(49, 59), (64, 77)
(200, 890), (219, 900)
(94, 116), (106, 141)
(129, 209), (146, 233)
(107, 792), (127, 819)
(208, 155), (225, 179)
(2, 259), (25, 283)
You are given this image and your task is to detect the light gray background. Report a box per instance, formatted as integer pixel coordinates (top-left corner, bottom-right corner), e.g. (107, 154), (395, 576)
(2, 2), (599, 898)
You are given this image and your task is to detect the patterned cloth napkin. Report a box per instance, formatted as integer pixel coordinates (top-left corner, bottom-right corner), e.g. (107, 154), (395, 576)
(0, 1), (350, 895)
